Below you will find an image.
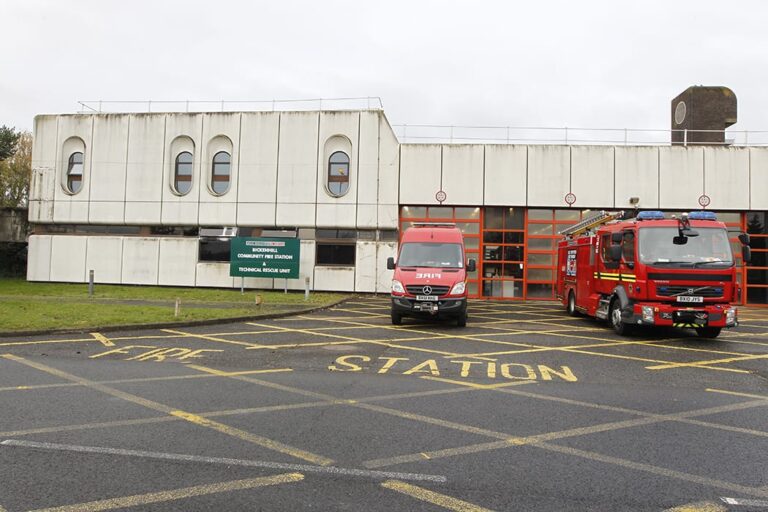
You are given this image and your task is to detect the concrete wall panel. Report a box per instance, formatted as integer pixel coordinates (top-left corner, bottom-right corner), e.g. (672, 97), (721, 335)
(198, 202), (237, 226)
(89, 116), (129, 210)
(277, 112), (319, 204)
(357, 112), (380, 205)
(317, 112), (359, 205)
(376, 242), (397, 293)
(125, 115), (165, 223)
(614, 146), (659, 209)
(750, 148), (768, 210)
(287, 240), (315, 290)
(484, 145), (527, 206)
(441, 145), (484, 205)
(53, 200), (89, 223)
(158, 238), (198, 286)
(54, 116), (93, 203)
(571, 146), (614, 208)
(354, 241), (377, 292)
(276, 203), (315, 227)
(356, 204), (377, 228)
(162, 114), (203, 224)
(50, 236), (87, 282)
(237, 203), (276, 227)
(659, 147), (704, 209)
(527, 146), (570, 207)
(316, 204), (357, 228)
(314, 266), (355, 291)
(85, 237), (123, 283)
(399, 145), (441, 205)
(704, 147), (750, 210)
(378, 117), (400, 205)
(26, 235), (52, 281)
(121, 238), (160, 285)
(195, 262), (234, 288)
(377, 204), (399, 229)
(30, 115), (58, 207)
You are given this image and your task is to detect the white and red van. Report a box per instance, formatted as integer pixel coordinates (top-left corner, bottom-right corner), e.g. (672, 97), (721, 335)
(387, 223), (476, 327)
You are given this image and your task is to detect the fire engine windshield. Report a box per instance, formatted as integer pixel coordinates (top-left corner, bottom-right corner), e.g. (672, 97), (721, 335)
(638, 227), (734, 267)
(398, 243), (464, 268)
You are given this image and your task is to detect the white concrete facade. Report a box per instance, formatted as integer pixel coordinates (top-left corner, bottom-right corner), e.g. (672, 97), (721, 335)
(28, 109), (767, 292)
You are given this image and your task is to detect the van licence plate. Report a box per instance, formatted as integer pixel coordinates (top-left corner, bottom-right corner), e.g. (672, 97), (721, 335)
(677, 296), (703, 303)
(416, 295), (438, 302)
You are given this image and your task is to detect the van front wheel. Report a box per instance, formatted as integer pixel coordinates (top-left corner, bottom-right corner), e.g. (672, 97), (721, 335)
(391, 312), (402, 326)
(456, 312), (467, 327)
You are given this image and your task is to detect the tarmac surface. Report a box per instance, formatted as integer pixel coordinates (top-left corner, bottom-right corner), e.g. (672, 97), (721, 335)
(0, 297), (767, 511)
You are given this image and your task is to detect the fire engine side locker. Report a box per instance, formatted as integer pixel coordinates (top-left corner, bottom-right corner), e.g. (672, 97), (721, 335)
(557, 236), (595, 315)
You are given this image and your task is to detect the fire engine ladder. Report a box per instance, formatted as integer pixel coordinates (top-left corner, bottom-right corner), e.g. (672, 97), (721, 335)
(558, 211), (624, 237)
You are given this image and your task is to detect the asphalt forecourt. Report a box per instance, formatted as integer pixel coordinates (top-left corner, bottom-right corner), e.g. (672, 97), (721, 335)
(0, 298), (767, 511)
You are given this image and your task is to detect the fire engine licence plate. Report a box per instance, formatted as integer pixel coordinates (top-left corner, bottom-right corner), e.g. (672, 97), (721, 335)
(677, 296), (703, 303)
(416, 295), (438, 302)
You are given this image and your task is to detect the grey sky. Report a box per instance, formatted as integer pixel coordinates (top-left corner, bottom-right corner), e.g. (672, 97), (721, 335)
(2, 0), (767, 134)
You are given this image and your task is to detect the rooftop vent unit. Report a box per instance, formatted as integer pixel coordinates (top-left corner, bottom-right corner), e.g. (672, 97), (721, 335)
(671, 86), (737, 146)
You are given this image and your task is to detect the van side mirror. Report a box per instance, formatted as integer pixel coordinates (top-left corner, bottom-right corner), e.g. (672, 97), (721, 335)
(673, 235), (688, 245)
(386, 257), (395, 270)
(609, 245), (622, 262)
(743, 246), (751, 264)
(738, 233), (750, 245)
(467, 259), (476, 272)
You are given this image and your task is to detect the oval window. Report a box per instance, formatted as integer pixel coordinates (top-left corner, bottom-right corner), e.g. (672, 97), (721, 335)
(66, 152), (84, 194)
(211, 151), (231, 195)
(174, 151), (193, 195)
(328, 151), (350, 197)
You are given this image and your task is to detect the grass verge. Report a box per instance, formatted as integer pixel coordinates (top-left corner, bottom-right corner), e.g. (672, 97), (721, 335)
(0, 278), (348, 333)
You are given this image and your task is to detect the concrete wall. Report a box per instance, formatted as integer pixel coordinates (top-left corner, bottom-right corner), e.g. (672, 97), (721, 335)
(26, 234), (395, 292)
(400, 143), (765, 211)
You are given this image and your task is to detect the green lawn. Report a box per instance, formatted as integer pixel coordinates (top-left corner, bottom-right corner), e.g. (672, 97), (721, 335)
(0, 278), (347, 332)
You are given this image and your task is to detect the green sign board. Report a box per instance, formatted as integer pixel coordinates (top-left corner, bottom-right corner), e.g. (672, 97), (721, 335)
(230, 237), (301, 279)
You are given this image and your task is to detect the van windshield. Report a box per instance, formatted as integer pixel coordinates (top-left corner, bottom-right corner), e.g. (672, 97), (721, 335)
(398, 243), (463, 268)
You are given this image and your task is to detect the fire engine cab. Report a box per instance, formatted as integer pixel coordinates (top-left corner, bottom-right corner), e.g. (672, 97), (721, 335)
(555, 210), (751, 338)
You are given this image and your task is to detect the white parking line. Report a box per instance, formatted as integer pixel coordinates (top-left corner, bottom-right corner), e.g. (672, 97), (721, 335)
(0, 439), (447, 484)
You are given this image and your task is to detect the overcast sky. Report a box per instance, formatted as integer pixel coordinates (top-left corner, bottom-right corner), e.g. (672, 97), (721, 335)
(2, 0), (767, 138)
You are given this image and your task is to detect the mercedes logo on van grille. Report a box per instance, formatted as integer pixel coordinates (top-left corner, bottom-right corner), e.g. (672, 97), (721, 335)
(422, 286), (433, 295)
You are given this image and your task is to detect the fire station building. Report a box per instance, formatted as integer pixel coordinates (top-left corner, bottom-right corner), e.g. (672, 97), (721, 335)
(26, 98), (768, 305)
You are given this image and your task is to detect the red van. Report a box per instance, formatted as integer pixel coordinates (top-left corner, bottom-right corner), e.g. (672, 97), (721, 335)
(387, 223), (476, 327)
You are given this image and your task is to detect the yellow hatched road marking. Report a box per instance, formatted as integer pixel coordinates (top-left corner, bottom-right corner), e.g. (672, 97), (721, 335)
(707, 388), (768, 400)
(664, 500), (727, 511)
(90, 332), (114, 347)
(420, 376), (536, 390)
(646, 353), (768, 371)
(381, 480), (495, 512)
(162, 328), (264, 348)
(28, 473), (304, 512)
(1, 354), (332, 466)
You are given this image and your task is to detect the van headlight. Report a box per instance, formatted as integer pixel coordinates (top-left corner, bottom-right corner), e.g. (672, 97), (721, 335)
(450, 282), (466, 295)
(726, 307), (737, 325)
(392, 280), (405, 294)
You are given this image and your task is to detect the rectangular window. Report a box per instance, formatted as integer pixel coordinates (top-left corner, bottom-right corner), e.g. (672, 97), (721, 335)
(316, 243), (356, 266)
(199, 238), (231, 262)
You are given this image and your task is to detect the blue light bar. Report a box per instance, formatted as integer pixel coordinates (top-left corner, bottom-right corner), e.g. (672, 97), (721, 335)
(688, 211), (717, 221)
(636, 210), (665, 221)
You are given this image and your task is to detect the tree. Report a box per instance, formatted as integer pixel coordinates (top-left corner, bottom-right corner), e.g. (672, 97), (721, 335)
(0, 125), (20, 161)
(0, 131), (31, 207)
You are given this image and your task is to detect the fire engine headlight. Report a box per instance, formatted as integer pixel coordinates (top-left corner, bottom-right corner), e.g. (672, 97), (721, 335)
(450, 282), (466, 295)
(726, 307), (737, 325)
(391, 280), (405, 294)
(642, 306), (655, 323)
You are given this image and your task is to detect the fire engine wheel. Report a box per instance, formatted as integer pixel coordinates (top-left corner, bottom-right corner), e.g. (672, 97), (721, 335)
(609, 299), (632, 336)
(695, 327), (722, 339)
(391, 312), (403, 325)
(567, 291), (578, 317)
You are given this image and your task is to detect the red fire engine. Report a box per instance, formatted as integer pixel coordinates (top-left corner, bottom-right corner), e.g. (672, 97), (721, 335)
(555, 210), (751, 338)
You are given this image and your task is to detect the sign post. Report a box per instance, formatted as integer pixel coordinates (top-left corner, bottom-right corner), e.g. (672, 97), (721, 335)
(230, 238), (301, 283)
